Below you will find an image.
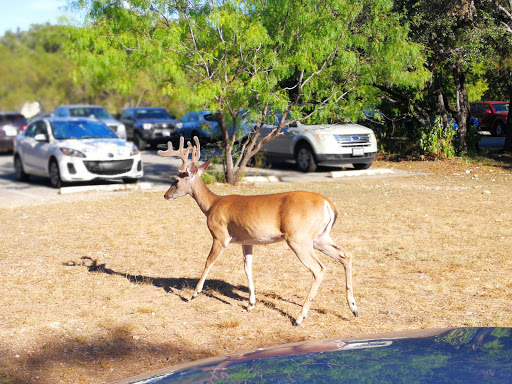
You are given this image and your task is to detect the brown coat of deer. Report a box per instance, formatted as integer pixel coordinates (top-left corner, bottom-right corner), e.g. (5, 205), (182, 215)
(158, 137), (358, 325)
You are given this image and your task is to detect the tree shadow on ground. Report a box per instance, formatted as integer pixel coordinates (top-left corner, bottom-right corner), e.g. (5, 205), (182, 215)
(0, 327), (207, 384)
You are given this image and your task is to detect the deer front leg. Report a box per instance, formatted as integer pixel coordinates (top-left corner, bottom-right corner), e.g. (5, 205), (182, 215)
(191, 239), (225, 300)
(242, 245), (256, 311)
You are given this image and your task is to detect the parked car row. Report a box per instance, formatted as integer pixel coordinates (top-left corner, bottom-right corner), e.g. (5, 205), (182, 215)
(7, 102), (380, 189)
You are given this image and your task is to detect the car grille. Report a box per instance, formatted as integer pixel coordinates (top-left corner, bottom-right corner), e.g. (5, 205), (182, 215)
(335, 134), (371, 147)
(83, 160), (134, 175)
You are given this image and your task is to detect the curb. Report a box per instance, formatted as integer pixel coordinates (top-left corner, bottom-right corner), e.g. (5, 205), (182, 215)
(59, 182), (155, 195)
(329, 168), (395, 178)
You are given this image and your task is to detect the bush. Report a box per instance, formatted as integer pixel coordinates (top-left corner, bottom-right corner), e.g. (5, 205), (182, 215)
(419, 116), (456, 159)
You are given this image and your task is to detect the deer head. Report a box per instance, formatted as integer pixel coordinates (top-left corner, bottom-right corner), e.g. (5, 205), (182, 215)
(158, 136), (210, 200)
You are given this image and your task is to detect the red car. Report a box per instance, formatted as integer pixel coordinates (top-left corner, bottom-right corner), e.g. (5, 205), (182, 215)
(470, 101), (509, 136)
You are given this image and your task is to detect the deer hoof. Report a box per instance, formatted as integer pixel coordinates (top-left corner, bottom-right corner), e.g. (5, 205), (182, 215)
(247, 303), (255, 312)
(294, 316), (304, 326)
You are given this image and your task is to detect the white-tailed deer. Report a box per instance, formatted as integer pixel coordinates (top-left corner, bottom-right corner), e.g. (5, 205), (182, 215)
(158, 136), (358, 324)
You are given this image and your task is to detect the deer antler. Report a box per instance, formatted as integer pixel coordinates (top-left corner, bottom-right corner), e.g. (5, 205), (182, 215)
(191, 136), (201, 164)
(158, 137), (193, 172)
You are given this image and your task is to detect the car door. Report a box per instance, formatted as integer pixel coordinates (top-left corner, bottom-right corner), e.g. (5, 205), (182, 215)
(480, 103), (494, 130)
(21, 121), (51, 174)
(120, 110), (135, 140)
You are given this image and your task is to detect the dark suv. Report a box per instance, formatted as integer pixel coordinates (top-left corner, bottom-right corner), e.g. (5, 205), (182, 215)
(0, 112), (28, 152)
(470, 101), (509, 136)
(120, 107), (182, 150)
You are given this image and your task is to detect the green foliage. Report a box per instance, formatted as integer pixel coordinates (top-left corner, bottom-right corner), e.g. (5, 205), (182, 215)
(419, 116), (456, 159)
(0, 24), (78, 111)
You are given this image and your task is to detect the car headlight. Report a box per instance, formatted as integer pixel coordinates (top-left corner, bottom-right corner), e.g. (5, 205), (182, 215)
(175, 122), (183, 129)
(60, 147), (86, 158)
(130, 145), (140, 156)
(315, 134), (336, 142)
(142, 123), (153, 130)
(370, 132), (377, 143)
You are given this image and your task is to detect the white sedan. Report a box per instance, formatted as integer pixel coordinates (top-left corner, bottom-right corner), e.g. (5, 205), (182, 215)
(13, 117), (143, 188)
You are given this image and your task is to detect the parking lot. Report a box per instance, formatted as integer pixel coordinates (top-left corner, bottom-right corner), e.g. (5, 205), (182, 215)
(0, 134), (505, 208)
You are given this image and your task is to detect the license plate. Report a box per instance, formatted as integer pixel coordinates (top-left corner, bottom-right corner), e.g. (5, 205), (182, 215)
(352, 148), (364, 156)
(162, 130), (170, 136)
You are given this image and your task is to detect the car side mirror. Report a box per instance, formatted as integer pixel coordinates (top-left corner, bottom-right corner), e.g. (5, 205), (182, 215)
(34, 133), (48, 142)
(170, 115), (176, 119)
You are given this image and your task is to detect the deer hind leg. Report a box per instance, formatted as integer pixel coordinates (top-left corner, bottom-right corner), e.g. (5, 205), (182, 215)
(242, 245), (256, 311)
(314, 236), (358, 318)
(287, 239), (325, 325)
(191, 239), (225, 300)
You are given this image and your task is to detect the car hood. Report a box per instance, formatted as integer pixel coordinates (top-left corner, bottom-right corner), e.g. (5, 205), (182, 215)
(294, 123), (374, 135)
(98, 118), (123, 126)
(109, 327), (512, 384)
(56, 138), (136, 157)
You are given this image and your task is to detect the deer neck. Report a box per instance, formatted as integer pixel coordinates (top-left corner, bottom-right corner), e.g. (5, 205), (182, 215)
(190, 179), (219, 215)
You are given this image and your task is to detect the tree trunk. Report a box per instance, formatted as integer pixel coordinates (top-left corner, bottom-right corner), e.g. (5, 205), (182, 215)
(504, 84), (512, 153)
(452, 61), (470, 152)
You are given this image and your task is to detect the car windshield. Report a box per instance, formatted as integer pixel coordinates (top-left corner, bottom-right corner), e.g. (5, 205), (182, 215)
(135, 109), (170, 119)
(492, 103), (509, 113)
(50, 120), (118, 140)
(3, 115), (27, 127)
(69, 107), (111, 119)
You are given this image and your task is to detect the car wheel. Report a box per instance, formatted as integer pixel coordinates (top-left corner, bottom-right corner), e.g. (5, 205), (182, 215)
(14, 155), (29, 181)
(134, 133), (147, 150)
(493, 122), (505, 137)
(123, 178), (139, 184)
(295, 145), (317, 172)
(353, 162), (372, 170)
(49, 160), (63, 189)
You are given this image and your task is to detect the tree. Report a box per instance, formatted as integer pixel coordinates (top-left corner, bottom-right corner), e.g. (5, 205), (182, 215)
(485, 0), (512, 152)
(70, 0), (429, 184)
(0, 25), (78, 112)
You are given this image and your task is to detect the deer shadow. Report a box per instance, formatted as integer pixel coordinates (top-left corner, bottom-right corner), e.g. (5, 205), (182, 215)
(72, 257), (347, 324)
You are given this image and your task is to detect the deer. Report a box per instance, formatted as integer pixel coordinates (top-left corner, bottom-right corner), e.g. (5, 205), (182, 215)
(158, 136), (358, 325)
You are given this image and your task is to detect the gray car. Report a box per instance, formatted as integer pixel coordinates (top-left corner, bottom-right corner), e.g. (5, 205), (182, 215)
(54, 104), (127, 140)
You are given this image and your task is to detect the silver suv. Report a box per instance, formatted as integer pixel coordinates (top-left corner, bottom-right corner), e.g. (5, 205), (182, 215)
(259, 121), (378, 172)
(54, 105), (126, 140)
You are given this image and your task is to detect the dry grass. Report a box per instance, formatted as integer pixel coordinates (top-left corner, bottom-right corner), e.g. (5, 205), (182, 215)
(1, 157), (512, 383)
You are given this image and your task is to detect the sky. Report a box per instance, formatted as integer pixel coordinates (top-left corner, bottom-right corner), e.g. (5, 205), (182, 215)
(0, 0), (82, 36)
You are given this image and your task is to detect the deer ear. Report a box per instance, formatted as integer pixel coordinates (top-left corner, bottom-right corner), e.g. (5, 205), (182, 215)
(197, 160), (210, 176)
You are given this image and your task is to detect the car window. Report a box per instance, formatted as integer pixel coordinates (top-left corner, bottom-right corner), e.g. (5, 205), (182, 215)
(492, 103), (509, 113)
(50, 120), (118, 139)
(54, 108), (67, 117)
(135, 109), (170, 119)
(0, 114), (27, 127)
(121, 110), (133, 120)
(470, 104), (482, 113)
(34, 121), (48, 137)
(483, 104), (492, 113)
(69, 107), (111, 119)
(24, 123), (38, 138)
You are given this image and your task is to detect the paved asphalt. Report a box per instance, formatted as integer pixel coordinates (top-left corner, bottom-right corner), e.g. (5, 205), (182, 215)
(0, 134), (505, 208)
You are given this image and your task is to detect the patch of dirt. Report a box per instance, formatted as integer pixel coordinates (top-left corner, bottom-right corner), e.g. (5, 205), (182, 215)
(1, 158), (512, 383)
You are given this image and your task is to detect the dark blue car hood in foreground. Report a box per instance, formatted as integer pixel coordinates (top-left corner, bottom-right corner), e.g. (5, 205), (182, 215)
(111, 327), (512, 383)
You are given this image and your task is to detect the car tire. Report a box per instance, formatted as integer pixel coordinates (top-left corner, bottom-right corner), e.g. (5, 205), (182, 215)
(353, 162), (372, 170)
(493, 121), (505, 137)
(49, 159), (63, 189)
(134, 133), (147, 150)
(295, 145), (317, 172)
(14, 155), (29, 181)
(123, 178), (139, 184)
